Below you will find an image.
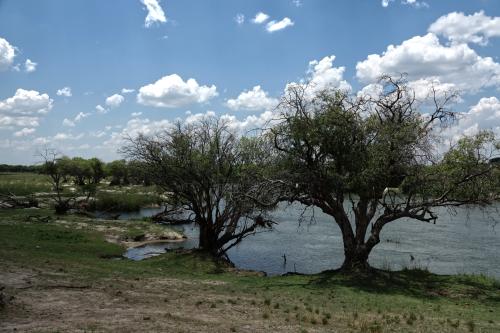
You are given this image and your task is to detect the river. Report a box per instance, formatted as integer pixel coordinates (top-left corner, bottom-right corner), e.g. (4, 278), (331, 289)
(118, 203), (500, 278)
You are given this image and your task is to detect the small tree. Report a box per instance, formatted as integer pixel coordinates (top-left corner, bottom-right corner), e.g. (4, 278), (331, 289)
(122, 117), (276, 258)
(39, 150), (75, 214)
(271, 75), (499, 272)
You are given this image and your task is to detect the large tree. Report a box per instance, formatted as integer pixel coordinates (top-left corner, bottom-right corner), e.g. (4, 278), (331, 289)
(122, 117), (277, 258)
(270, 75), (499, 272)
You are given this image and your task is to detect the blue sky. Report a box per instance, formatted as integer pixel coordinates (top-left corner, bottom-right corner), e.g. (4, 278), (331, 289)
(1, 0), (500, 164)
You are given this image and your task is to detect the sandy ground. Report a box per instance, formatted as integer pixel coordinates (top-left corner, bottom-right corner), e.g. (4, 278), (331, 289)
(0, 265), (321, 333)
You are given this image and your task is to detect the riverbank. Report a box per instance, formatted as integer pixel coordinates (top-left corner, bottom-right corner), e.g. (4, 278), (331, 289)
(1, 209), (499, 332)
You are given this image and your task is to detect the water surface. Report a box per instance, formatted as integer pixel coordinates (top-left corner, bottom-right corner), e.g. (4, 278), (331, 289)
(120, 203), (500, 277)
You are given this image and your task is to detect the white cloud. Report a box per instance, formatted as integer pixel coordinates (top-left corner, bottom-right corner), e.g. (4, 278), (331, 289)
(96, 105), (108, 114)
(131, 112), (143, 117)
(429, 11), (500, 45)
(24, 59), (37, 73)
(0, 37), (16, 71)
(63, 111), (90, 127)
(402, 0), (428, 8)
(140, 0), (167, 28)
(382, 0), (428, 8)
(89, 130), (107, 138)
(286, 55), (351, 97)
(105, 118), (172, 147)
(355, 33), (500, 93)
(306, 55), (351, 92)
(62, 118), (75, 127)
(0, 89), (54, 115)
(75, 112), (90, 122)
(266, 17), (294, 33)
(53, 132), (84, 141)
(121, 88), (135, 94)
(56, 87), (72, 97)
(105, 94), (125, 108)
(0, 116), (39, 128)
(13, 127), (35, 137)
(441, 97), (500, 146)
(381, 0), (393, 7)
(184, 110), (278, 134)
(252, 12), (269, 24)
(137, 74), (218, 108)
(226, 86), (278, 111)
(234, 13), (245, 25)
(292, 0), (302, 7)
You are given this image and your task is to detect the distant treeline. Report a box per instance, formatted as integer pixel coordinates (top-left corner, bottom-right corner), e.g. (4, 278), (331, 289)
(0, 164), (42, 173)
(1, 158), (151, 186)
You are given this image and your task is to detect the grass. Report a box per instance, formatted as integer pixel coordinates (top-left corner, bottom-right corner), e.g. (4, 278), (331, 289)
(88, 191), (162, 212)
(0, 208), (499, 331)
(0, 172), (52, 196)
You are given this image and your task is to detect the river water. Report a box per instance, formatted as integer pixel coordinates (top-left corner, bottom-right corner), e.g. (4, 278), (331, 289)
(119, 203), (500, 278)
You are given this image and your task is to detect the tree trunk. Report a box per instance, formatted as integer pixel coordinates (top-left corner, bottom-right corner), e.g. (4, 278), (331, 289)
(340, 243), (371, 272)
(337, 216), (373, 273)
(198, 222), (218, 256)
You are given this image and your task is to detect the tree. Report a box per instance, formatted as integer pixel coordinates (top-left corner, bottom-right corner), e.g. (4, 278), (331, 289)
(270, 75), (499, 272)
(122, 117), (277, 258)
(88, 158), (105, 185)
(39, 150), (75, 214)
(106, 160), (129, 186)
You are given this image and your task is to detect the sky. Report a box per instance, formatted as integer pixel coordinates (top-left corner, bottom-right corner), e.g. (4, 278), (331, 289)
(1, 0), (500, 164)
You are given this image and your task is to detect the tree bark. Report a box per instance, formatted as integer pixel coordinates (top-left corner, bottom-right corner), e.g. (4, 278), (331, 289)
(198, 222), (218, 256)
(335, 211), (373, 273)
(340, 242), (371, 272)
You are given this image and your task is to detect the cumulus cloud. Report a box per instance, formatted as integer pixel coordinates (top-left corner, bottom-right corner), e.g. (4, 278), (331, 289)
(356, 33), (500, 93)
(140, 0), (167, 28)
(13, 127), (35, 137)
(56, 87), (72, 97)
(24, 59), (37, 73)
(234, 13), (245, 25)
(306, 55), (352, 92)
(252, 12), (269, 24)
(266, 17), (294, 33)
(429, 11), (500, 45)
(131, 112), (143, 117)
(286, 55), (351, 98)
(105, 94), (125, 108)
(441, 97), (500, 146)
(0, 37), (16, 71)
(0, 89), (53, 129)
(105, 118), (172, 147)
(226, 86), (278, 111)
(137, 74), (218, 108)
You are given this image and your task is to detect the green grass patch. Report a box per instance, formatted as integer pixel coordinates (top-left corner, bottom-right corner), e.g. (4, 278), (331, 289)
(0, 172), (52, 196)
(89, 191), (162, 212)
